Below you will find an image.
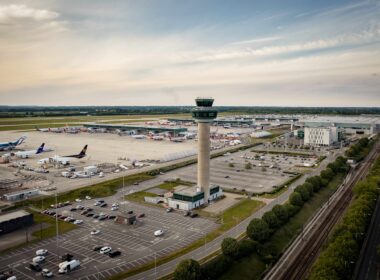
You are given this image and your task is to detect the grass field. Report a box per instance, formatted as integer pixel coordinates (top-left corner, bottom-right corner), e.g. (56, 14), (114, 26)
(124, 191), (157, 204)
(108, 198), (264, 280)
(218, 173), (345, 280)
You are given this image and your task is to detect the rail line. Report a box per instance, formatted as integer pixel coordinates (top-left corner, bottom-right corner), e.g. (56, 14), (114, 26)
(265, 141), (380, 280)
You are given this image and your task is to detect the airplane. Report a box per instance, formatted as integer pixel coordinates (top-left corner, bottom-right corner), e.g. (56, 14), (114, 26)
(132, 135), (146, 139)
(38, 145), (87, 165)
(0, 136), (27, 151)
(5, 143), (52, 158)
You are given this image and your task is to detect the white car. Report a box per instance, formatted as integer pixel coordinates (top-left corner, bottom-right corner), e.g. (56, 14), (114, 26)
(33, 256), (45, 263)
(75, 198), (82, 202)
(41, 268), (53, 278)
(154, 229), (164, 237)
(90, 229), (100, 235)
(100, 247), (112, 254)
(73, 220), (83, 225)
(36, 249), (48, 256)
(64, 217), (74, 222)
(111, 203), (119, 207)
(85, 196), (92, 200)
(111, 206), (119, 211)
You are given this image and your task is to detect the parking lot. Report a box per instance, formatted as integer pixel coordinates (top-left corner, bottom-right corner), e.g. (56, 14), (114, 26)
(158, 149), (315, 193)
(0, 198), (217, 280)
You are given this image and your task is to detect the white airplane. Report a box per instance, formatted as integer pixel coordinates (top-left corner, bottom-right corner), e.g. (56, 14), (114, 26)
(38, 145), (87, 165)
(132, 135), (146, 139)
(5, 143), (51, 158)
(0, 136), (27, 151)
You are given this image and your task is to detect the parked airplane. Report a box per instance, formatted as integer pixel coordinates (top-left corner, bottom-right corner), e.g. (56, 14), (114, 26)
(0, 136), (27, 151)
(38, 145), (87, 165)
(5, 143), (51, 158)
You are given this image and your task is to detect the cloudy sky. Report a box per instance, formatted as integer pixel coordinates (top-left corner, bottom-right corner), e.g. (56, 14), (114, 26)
(0, 0), (379, 106)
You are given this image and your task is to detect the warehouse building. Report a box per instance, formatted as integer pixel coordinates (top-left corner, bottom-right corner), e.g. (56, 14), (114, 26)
(0, 210), (33, 235)
(3, 189), (39, 201)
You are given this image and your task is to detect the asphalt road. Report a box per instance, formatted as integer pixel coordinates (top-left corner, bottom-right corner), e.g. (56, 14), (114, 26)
(127, 150), (343, 280)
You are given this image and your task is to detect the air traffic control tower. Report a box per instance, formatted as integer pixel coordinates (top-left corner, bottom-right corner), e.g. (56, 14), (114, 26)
(192, 97), (218, 203)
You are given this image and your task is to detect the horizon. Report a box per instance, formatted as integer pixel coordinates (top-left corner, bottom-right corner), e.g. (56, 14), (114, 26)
(0, 0), (379, 106)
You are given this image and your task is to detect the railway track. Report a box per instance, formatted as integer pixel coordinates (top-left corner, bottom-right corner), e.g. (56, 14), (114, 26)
(265, 141), (380, 280)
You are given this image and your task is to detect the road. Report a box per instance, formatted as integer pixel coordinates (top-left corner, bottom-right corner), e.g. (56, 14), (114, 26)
(126, 150), (343, 280)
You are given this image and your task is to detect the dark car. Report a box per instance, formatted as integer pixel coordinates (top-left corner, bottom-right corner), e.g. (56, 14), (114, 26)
(190, 212), (199, 218)
(127, 210), (134, 215)
(49, 211), (56, 216)
(29, 263), (42, 272)
(108, 215), (116, 219)
(108, 250), (121, 258)
(59, 215), (67, 220)
(81, 210), (89, 215)
(97, 216), (106, 221)
(93, 214), (100, 219)
(100, 203), (108, 208)
(70, 208), (77, 212)
(93, 246), (103, 252)
(166, 207), (173, 213)
(85, 207), (93, 211)
(86, 212), (94, 217)
(137, 213), (145, 218)
(60, 253), (73, 261)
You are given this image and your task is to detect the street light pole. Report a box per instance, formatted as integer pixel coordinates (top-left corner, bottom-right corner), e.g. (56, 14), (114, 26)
(55, 192), (59, 259)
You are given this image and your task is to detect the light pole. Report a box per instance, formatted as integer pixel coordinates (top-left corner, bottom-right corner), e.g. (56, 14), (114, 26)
(55, 192), (59, 259)
(154, 252), (157, 279)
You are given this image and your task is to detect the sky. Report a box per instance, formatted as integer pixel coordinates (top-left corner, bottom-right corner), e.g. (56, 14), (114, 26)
(0, 0), (379, 107)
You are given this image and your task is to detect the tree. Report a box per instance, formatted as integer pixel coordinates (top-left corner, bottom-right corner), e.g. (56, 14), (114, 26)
(303, 182), (314, 196)
(247, 218), (270, 242)
(221, 237), (239, 258)
(262, 211), (280, 229)
(174, 259), (201, 280)
(295, 185), (310, 201)
(272, 204), (288, 223)
(289, 192), (304, 206)
(321, 168), (334, 181)
(306, 176), (321, 192)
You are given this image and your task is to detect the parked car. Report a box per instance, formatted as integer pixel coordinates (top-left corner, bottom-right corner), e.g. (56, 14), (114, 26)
(41, 268), (53, 278)
(108, 250), (121, 258)
(29, 263), (42, 272)
(137, 213), (145, 218)
(99, 203), (108, 208)
(111, 206), (119, 211)
(81, 210), (89, 215)
(36, 249), (48, 256)
(111, 203), (119, 207)
(154, 229), (164, 237)
(76, 205), (84, 210)
(75, 198), (82, 202)
(70, 208), (77, 212)
(166, 207), (173, 213)
(90, 229), (100, 235)
(32, 256), (45, 263)
(93, 246), (103, 252)
(86, 213), (94, 217)
(190, 213), (199, 218)
(108, 215), (116, 220)
(73, 220), (83, 225)
(97, 216), (106, 221)
(60, 253), (73, 261)
(93, 214), (100, 219)
(100, 247), (112, 254)
(85, 196), (92, 200)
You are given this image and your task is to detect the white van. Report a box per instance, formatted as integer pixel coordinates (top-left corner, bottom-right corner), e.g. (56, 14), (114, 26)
(58, 259), (80, 274)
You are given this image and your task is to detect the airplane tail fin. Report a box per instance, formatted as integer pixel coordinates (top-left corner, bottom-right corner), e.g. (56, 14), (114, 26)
(36, 143), (45, 154)
(78, 145), (87, 157)
(17, 135), (27, 146)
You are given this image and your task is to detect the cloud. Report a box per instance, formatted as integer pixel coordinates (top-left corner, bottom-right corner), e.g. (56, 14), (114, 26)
(230, 36), (282, 45)
(0, 4), (59, 22)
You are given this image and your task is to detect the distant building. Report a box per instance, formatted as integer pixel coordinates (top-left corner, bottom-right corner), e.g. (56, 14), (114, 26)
(0, 210), (33, 235)
(304, 126), (338, 146)
(2, 189), (39, 201)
